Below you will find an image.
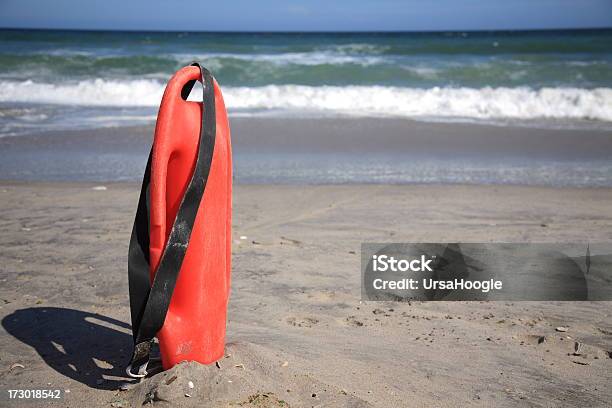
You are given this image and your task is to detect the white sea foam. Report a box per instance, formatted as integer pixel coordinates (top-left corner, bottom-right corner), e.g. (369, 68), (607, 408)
(226, 85), (612, 122)
(177, 51), (386, 67)
(1, 79), (611, 122)
(323, 43), (391, 54)
(0, 79), (164, 107)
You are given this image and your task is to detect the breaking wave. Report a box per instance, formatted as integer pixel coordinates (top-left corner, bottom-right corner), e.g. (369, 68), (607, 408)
(1, 79), (611, 122)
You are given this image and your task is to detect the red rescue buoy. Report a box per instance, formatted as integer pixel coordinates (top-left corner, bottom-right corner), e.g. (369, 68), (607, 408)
(127, 63), (232, 376)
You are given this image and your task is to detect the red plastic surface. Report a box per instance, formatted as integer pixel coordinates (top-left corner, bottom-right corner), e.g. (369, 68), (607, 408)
(149, 66), (232, 369)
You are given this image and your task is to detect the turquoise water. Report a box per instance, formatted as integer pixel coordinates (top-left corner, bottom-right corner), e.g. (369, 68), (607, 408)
(1, 29), (611, 87)
(0, 29), (612, 136)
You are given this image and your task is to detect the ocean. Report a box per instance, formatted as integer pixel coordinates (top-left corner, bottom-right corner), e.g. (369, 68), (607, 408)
(0, 29), (611, 185)
(1, 29), (612, 136)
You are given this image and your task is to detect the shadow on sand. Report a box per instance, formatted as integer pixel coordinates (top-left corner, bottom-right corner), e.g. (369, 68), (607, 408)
(2, 307), (134, 390)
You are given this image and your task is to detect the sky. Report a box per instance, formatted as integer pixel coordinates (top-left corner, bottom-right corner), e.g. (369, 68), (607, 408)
(0, 0), (611, 32)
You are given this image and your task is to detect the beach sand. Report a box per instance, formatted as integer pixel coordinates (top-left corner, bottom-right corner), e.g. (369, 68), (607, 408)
(0, 181), (611, 407)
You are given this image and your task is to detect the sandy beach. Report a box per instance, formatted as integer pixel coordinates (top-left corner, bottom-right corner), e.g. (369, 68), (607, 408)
(0, 181), (611, 407)
(1, 17), (612, 408)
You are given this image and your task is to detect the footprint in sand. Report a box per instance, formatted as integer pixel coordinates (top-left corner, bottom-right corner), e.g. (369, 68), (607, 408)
(286, 316), (319, 328)
(345, 316), (365, 327)
(518, 333), (612, 361)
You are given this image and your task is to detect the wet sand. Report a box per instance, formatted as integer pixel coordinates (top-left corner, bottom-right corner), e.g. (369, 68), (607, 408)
(1, 118), (612, 184)
(3, 118), (612, 158)
(0, 181), (611, 407)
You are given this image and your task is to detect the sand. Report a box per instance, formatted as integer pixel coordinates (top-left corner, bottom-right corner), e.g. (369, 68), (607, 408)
(0, 181), (611, 407)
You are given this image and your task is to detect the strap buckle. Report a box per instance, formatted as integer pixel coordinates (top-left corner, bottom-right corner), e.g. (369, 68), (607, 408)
(126, 340), (152, 378)
(126, 361), (149, 378)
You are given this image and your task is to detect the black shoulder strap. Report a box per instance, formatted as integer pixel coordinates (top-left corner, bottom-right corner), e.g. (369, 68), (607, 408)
(126, 63), (216, 377)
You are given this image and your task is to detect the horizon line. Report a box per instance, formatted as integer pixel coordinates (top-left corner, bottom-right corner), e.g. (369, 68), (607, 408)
(1, 26), (611, 34)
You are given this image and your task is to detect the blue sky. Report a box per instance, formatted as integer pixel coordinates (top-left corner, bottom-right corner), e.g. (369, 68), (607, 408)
(0, 0), (611, 31)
